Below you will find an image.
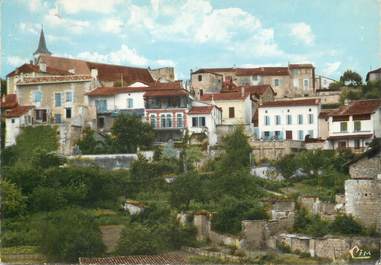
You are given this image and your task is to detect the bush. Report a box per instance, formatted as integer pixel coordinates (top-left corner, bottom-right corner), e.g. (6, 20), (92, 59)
(329, 215), (363, 235)
(0, 180), (26, 218)
(37, 208), (105, 262)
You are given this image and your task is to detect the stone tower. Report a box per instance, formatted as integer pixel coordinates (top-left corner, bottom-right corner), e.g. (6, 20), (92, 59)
(33, 27), (52, 63)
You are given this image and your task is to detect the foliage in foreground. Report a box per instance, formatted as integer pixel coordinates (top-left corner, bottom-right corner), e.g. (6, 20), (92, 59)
(38, 208), (105, 262)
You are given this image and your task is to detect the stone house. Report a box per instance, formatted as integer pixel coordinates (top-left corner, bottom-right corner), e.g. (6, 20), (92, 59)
(191, 69), (224, 98)
(316, 88), (341, 105)
(345, 142), (381, 232)
(148, 67), (175, 82)
(187, 103), (222, 146)
(366, 67), (381, 82)
(315, 75), (336, 90)
(288, 64), (315, 97)
(326, 99), (381, 152)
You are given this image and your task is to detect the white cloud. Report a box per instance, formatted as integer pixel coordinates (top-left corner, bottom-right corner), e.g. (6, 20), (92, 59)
(77, 45), (149, 66)
(289, 22), (315, 45)
(322, 62), (341, 76)
(44, 8), (90, 33)
(7, 56), (29, 67)
(76, 45), (175, 68)
(19, 22), (39, 35)
(99, 18), (124, 34)
(57, 0), (121, 14)
(155, 59), (176, 67)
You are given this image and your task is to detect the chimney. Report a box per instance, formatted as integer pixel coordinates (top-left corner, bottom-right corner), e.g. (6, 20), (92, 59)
(241, 86), (245, 97)
(90, 68), (98, 79)
(39, 62), (47, 72)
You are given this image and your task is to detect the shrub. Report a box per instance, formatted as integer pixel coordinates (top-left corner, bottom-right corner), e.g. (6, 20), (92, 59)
(0, 180), (26, 218)
(37, 208), (105, 262)
(329, 215), (363, 235)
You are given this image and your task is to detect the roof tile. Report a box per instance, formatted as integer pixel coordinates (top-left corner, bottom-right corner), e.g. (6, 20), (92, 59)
(328, 99), (381, 116)
(259, 98), (320, 107)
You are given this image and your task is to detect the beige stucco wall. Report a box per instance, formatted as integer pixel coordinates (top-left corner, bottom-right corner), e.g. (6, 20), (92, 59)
(17, 81), (92, 124)
(318, 117), (329, 139)
(289, 68), (314, 97)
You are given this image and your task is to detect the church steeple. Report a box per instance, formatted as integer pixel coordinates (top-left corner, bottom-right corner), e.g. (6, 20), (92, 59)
(33, 27), (51, 57)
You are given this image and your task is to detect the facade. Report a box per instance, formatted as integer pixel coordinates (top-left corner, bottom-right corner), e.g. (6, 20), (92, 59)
(366, 67), (381, 82)
(16, 75), (95, 126)
(4, 105), (34, 146)
(316, 88), (341, 105)
(148, 67), (175, 82)
(326, 99), (381, 151)
(288, 64), (315, 97)
(187, 103), (222, 146)
(200, 90), (253, 127)
(144, 83), (191, 142)
(86, 82), (149, 131)
(257, 98), (321, 141)
(191, 70), (224, 98)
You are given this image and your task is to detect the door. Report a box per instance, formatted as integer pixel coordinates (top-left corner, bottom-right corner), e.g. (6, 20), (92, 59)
(286, 130), (292, 140)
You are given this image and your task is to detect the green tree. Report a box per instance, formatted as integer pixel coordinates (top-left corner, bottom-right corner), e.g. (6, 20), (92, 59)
(329, 215), (363, 235)
(77, 127), (108, 154)
(340, 70), (363, 87)
(218, 126), (252, 172)
(0, 180), (26, 218)
(170, 171), (204, 210)
(111, 114), (155, 153)
(38, 208), (105, 262)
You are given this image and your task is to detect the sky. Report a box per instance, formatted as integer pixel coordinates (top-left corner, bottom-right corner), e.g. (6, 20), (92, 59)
(2, 0), (380, 80)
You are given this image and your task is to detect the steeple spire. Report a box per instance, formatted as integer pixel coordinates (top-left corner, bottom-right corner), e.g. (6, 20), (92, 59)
(33, 26), (51, 56)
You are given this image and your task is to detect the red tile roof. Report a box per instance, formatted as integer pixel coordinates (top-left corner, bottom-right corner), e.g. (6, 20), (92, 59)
(189, 106), (214, 114)
(319, 109), (337, 119)
(289, 64), (314, 69)
(259, 98), (321, 108)
(17, 75), (92, 85)
(200, 91), (250, 101)
(6, 63), (72, 77)
(236, 67), (289, 76)
(5, 105), (33, 118)
(79, 255), (187, 265)
(328, 99), (381, 117)
(327, 134), (373, 141)
(37, 55), (154, 84)
(240, 85), (275, 96)
(192, 67), (235, 75)
(0, 94), (18, 109)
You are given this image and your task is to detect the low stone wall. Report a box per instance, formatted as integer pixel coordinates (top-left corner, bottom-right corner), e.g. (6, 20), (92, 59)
(67, 151), (154, 170)
(276, 233), (380, 260)
(182, 247), (241, 262)
(250, 140), (304, 161)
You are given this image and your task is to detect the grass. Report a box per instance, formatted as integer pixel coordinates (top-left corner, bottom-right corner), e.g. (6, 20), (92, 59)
(1, 246), (46, 264)
(281, 181), (336, 202)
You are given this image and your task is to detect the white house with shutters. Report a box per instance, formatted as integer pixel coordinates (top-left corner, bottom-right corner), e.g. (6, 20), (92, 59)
(257, 98), (321, 141)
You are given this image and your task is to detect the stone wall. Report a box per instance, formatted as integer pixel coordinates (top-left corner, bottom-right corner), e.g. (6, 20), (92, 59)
(349, 153), (381, 179)
(276, 234), (380, 260)
(250, 140), (304, 161)
(298, 196), (337, 221)
(345, 179), (381, 232)
(67, 151), (154, 170)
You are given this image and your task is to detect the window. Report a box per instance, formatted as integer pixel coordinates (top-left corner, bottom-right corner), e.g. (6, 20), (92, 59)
(252, 75), (258, 81)
(55, 93), (62, 107)
(66, 108), (71, 119)
(33, 91), (42, 103)
(66, 91), (73, 102)
(303, 79), (309, 90)
(127, 98), (134, 108)
(292, 69), (299, 75)
(35, 109), (47, 122)
(298, 114), (303, 124)
(229, 107), (235, 118)
(340, 122), (348, 132)
(308, 114), (314, 124)
(98, 117), (105, 129)
(274, 79), (280, 87)
(264, 131), (270, 139)
(274, 131), (282, 139)
(354, 121), (361, 132)
(199, 89), (203, 96)
(298, 130), (304, 140)
(54, 114), (62, 124)
(287, 115), (292, 125)
(275, 115), (281, 125)
(307, 130), (314, 138)
(192, 117), (206, 127)
(11, 119), (15, 124)
(198, 75), (202, 81)
(338, 141), (346, 149)
(95, 99), (107, 113)
(166, 114), (172, 127)
(293, 79), (299, 88)
(177, 113), (183, 128)
(161, 114), (166, 128)
(150, 114), (157, 128)
(265, 115), (270, 125)
(354, 139), (360, 149)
